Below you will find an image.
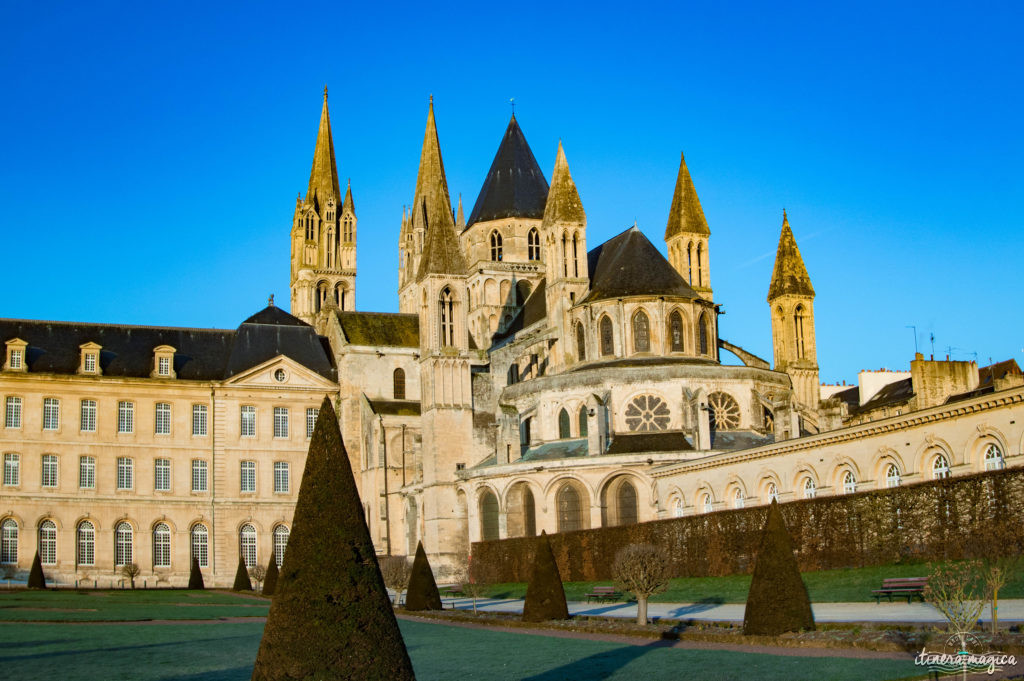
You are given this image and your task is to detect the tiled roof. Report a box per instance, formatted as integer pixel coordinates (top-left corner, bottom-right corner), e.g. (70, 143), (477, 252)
(467, 115), (549, 227)
(582, 226), (699, 303)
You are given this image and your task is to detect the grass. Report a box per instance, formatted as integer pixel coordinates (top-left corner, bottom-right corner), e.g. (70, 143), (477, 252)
(0, 618), (925, 681)
(0, 589), (269, 621)
(479, 559), (1024, 603)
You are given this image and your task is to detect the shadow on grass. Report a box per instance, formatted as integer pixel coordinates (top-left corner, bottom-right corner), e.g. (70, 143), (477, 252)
(0, 636), (253, 664)
(157, 667), (252, 681)
(669, 596), (726, 618)
(522, 639), (673, 680)
(573, 603), (637, 617)
(0, 639), (76, 650)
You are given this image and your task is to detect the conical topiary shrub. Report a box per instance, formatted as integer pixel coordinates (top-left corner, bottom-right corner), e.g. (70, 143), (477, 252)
(251, 397), (415, 681)
(262, 552), (279, 596)
(404, 541), (442, 611)
(743, 499), (816, 635)
(522, 531), (569, 622)
(188, 556), (205, 590)
(27, 551), (46, 589)
(233, 554), (253, 592)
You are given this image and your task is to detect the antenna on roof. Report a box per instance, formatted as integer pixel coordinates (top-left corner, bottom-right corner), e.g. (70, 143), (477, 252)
(930, 332), (935, 357)
(905, 325), (918, 354)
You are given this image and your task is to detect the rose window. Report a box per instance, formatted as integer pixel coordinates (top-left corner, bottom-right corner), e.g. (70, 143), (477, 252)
(707, 392), (740, 430)
(625, 394), (670, 432)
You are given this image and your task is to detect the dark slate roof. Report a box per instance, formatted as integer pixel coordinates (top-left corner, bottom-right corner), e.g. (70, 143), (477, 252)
(708, 429), (775, 451)
(607, 431), (693, 455)
(491, 279), (548, 346)
(466, 115), (549, 228)
(582, 226), (700, 304)
(827, 385), (860, 411)
(850, 377), (913, 415)
(978, 359), (1022, 388)
(336, 311), (419, 348)
(368, 399), (422, 416)
(0, 306), (336, 382)
(945, 386), (994, 404)
(519, 438), (589, 462)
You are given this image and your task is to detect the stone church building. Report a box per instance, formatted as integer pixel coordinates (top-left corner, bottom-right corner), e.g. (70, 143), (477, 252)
(2, 90), (1022, 585)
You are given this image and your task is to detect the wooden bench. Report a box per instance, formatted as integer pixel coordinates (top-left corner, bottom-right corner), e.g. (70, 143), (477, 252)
(439, 584), (465, 598)
(585, 586), (623, 603)
(872, 577), (928, 604)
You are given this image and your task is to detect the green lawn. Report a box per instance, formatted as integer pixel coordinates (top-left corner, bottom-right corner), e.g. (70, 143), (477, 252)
(0, 618), (925, 681)
(481, 559), (1024, 603)
(0, 589), (269, 621)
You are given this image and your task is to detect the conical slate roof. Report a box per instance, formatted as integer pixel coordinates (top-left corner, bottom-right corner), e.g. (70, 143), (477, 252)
(583, 225), (699, 303)
(665, 152), (710, 238)
(306, 87), (342, 214)
(542, 142), (585, 225)
(467, 115), (549, 228)
(767, 211), (814, 301)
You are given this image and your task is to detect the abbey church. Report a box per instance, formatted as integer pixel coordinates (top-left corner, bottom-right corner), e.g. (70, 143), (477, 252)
(1, 91), (1021, 585)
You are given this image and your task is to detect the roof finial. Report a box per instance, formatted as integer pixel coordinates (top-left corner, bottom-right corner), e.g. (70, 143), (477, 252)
(323, 85), (328, 101)
(510, 97), (515, 117)
(429, 93), (433, 106)
(268, 293), (275, 307)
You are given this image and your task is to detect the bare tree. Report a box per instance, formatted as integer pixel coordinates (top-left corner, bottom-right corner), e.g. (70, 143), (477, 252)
(925, 560), (986, 649)
(454, 557), (489, 614)
(379, 555), (412, 606)
(249, 565), (267, 594)
(983, 556), (1019, 634)
(121, 563), (141, 589)
(612, 544), (672, 625)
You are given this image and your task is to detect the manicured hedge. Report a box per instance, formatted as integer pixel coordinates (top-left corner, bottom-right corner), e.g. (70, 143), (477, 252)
(472, 467), (1024, 583)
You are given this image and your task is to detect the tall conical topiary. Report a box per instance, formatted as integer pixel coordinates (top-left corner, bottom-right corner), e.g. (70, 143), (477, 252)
(262, 552), (279, 596)
(251, 397), (415, 681)
(188, 556), (205, 590)
(743, 499), (815, 635)
(404, 541), (442, 611)
(522, 531), (569, 622)
(233, 554), (253, 591)
(27, 551), (46, 589)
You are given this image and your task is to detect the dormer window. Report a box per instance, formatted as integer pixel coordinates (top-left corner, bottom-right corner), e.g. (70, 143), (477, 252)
(5, 339), (27, 372)
(85, 354), (96, 372)
(151, 345), (176, 379)
(78, 342), (102, 375)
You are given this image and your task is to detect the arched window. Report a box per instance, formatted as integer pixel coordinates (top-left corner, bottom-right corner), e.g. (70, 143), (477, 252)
(932, 455), (951, 480)
(669, 311), (684, 352)
(885, 464), (901, 488)
(766, 482), (779, 503)
(480, 491), (499, 542)
(632, 310), (650, 353)
(314, 281), (329, 313)
(1, 519), (17, 564)
(38, 520), (56, 566)
(701, 493), (713, 514)
(985, 444), (1005, 471)
(696, 243), (703, 287)
(556, 484), (583, 533)
(599, 316), (614, 357)
(575, 323), (586, 361)
(572, 232), (580, 277)
(698, 313), (709, 355)
(153, 523), (171, 568)
(794, 305), (806, 359)
(578, 406), (588, 438)
(616, 480), (638, 526)
(523, 487), (537, 537)
(733, 488), (745, 509)
(686, 242), (693, 284)
(393, 368), (406, 400)
(438, 287), (454, 346)
(803, 477), (816, 499)
(527, 228), (541, 261)
(489, 231), (503, 261)
(273, 525), (289, 566)
(115, 522), (133, 566)
(561, 232), (568, 277)
(191, 524), (208, 568)
(558, 409), (571, 439)
(335, 283), (345, 309)
(672, 497), (684, 518)
(240, 524), (257, 567)
(343, 216), (353, 242)
(77, 521), (94, 566)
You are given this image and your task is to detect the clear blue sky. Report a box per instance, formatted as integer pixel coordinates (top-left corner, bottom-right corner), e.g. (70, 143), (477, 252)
(1, 1), (1021, 383)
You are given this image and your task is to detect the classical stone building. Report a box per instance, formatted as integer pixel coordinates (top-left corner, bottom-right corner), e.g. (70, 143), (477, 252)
(2, 89), (1021, 584)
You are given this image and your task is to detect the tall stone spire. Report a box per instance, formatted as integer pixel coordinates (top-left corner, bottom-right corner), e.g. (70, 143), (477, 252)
(306, 86), (341, 213)
(342, 178), (355, 214)
(665, 151), (709, 239)
(542, 141), (585, 225)
(456, 193), (465, 231)
(413, 98), (465, 279)
(768, 210), (815, 301)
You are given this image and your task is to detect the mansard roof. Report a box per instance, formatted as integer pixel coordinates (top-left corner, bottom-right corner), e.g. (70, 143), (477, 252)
(0, 306), (336, 381)
(335, 311), (420, 348)
(582, 225), (700, 303)
(466, 115), (549, 228)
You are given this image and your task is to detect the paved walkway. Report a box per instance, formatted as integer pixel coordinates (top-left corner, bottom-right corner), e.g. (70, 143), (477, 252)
(442, 596), (1024, 624)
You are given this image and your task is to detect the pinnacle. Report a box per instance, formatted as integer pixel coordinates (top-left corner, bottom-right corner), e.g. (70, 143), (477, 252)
(767, 211), (814, 301)
(412, 98), (465, 279)
(665, 151), (710, 239)
(542, 141), (585, 226)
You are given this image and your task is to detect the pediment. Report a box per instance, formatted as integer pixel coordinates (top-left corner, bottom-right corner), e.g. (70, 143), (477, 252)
(224, 355), (337, 389)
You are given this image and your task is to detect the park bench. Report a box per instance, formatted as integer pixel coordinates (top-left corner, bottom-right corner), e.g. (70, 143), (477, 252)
(585, 586), (624, 603)
(439, 584), (466, 598)
(871, 577), (928, 604)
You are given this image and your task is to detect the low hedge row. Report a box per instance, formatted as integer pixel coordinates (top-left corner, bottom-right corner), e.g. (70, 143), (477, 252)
(471, 467), (1024, 583)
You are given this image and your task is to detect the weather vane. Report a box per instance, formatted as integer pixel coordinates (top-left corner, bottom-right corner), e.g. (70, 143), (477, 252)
(509, 97), (515, 115)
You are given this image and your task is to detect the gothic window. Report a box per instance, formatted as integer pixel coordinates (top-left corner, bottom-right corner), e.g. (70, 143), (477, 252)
(393, 368), (406, 400)
(489, 231), (503, 261)
(561, 232), (568, 277)
(326, 228), (335, 267)
(575, 322), (586, 361)
(794, 305), (806, 359)
(439, 287), (454, 346)
(599, 316), (614, 357)
(624, 394), (670, 432)
(686, 242), (693, 284)
(632, 310), (650, 353)
(556, 484), (582, 533)
(527, 228), (541, 261)
(343, 216), (353, 242)
(696, 243), (703, 287)
(984, 444), (1004, 471)
(578, 406), (588, 438)
(616, 480), (638, 526)
(522, 488), (536, 537)
(707, 392), (740, 431)
(335, 283), (345, 309)
(698, 313), (709, 355)
(480, 490), (499, 542)
(558, 409), (571, 439)
(572, 232), (580, 277)
(669, 311), (684, 352)
(932, 454), (951, 480)
(315, 281), (328, 313)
